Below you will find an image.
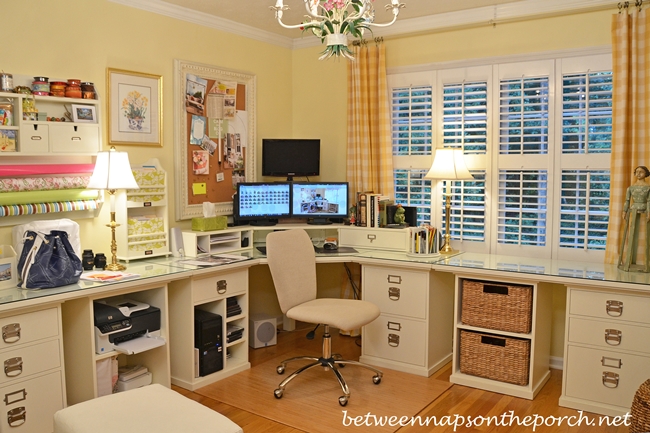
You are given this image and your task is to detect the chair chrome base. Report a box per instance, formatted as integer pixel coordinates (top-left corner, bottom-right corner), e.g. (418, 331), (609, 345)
(273, 325), (383, 406)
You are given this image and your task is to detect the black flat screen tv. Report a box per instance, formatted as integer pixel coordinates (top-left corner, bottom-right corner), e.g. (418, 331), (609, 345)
(291, 182), (348, 225)
(236, 182), (291, 226)
(262, 139), (320, 181)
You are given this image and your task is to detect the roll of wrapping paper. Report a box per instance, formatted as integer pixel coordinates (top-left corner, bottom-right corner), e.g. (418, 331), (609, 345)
(0, 164), (95, 177)
(0, 176), (90, 193)
(0, 189), (99, 206)
(0, 199), (101, 217)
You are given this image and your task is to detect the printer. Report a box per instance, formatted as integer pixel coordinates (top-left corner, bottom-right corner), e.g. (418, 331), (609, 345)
(94, 299), (163, 355)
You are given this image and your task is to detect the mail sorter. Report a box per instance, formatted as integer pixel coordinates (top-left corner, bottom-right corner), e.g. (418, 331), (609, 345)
(94, 298), (164, 355)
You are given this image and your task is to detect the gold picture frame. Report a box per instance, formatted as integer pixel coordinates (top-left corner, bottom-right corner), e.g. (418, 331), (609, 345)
(107, 68), (162, 147)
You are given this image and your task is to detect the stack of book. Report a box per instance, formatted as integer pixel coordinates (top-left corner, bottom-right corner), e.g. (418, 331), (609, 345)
(226, 324), (244, 343)
(226, 297), (242, 318)
(356, 192), (393, 227)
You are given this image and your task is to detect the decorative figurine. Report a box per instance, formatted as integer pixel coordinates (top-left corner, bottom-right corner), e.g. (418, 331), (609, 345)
(393, 204), (406, 225)
(618, 165), (650, 272)
(349, 205), (357, 225)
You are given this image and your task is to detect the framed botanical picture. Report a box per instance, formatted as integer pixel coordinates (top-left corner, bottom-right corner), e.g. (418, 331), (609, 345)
(107, 68), (162, 147)
(71, 104), (97, 123)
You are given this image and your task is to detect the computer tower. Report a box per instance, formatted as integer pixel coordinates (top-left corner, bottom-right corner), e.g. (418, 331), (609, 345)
(194, 309), (223, 376)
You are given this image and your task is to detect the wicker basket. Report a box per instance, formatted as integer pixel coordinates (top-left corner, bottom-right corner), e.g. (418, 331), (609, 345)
(631, 378), (650, 433)
(461, 279), (533, 334)
(459, 329), (530, 386)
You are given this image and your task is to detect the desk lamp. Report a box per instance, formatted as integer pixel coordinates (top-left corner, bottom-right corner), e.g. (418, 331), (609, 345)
(425, 148), (474, 255)
(87, 146), (139, 270)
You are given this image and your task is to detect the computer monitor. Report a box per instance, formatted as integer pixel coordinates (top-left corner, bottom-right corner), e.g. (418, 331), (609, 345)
(236, 182), (291, 226)
(262, 139), (320, 181)
(291, 182), (349, 225)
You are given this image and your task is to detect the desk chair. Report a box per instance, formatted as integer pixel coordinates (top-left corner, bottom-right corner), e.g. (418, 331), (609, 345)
(266, 229), (383, 406)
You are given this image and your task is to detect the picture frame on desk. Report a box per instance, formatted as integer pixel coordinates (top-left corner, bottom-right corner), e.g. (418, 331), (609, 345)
(71, 104), (97, 123)
(107, 68), (162, 147)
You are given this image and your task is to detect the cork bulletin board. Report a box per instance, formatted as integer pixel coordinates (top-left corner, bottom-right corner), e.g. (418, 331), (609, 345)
(173, 59), (256, 220)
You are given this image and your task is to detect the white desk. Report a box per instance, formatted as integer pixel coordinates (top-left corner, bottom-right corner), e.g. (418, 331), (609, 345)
(1, 226), (648, 432)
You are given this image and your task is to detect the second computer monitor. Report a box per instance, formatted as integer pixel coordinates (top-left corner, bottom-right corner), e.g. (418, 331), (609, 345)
(291, 182), (349, 225)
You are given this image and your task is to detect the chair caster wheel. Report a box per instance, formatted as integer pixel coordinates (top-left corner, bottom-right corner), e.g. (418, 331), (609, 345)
(338, 396), (348, 406)
(274, 389), (283, 399)
(276, 365), (285, 374)
(373, 375), (382, 385)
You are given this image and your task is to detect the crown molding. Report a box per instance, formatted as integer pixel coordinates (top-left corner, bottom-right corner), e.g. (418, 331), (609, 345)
(109, 0), (615, 51)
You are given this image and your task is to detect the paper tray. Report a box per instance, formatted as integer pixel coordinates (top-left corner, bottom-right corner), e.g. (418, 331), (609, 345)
(113, 335), (166, 355)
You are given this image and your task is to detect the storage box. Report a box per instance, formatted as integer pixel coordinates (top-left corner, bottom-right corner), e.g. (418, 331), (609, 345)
(0, 245), (17, 289)
(192, 216), (227, 231)
(459, 329), (530, 386)
(461, 279), (533, 334)
(117, 371), (152, 392)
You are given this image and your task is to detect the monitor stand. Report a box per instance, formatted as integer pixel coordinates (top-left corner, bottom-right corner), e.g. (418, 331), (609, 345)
(250, 219), (277, 226)
(307, 218), (332, 225)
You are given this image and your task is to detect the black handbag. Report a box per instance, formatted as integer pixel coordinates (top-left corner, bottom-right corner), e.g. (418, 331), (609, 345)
(17, 230), (83, 289)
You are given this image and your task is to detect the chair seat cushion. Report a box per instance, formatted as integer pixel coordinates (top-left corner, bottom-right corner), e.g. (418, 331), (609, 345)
(287, 298), (380, 331)
(54, 384), (243, 433)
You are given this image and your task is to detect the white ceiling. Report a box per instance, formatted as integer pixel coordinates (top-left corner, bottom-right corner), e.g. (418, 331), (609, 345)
(110, 0), (614, 48)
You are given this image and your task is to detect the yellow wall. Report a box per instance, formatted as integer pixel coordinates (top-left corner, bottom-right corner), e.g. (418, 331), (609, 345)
(1, 2), (614, 360)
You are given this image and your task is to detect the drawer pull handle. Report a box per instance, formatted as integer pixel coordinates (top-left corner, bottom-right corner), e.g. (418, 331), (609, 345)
(388, 287), (400, 301)
(601, 356), (623, 369)
(3, 358), (22, 377)
(216, 280), (227, 294)
(605, 329), (622, 346)
(481, 335), (506, 347)
(367, 234), (376, 242)
(483, 284), (509, 295)
(2, 324), (20, 344)
(606, 300), (623, 317)
(602, 371), (619, 388)
(7, 407), (25, 428)
(71, 136), (81, 141)
(387, 275), (402, 284)
(4, 389), (26, 405)
(30, 136), (42, 140)
(387, 333), (400, 347)
(387, 321), (401, 331)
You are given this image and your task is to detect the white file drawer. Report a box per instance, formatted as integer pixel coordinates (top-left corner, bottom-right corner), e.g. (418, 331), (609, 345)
(339, 227), (408, 251)
(568, 317), (650, 355)
(193, 270), (248, 304)
(564, 345), (650, 409)
(363, 314), (426, 366)
(0, 308), (59, 350)
(0, 340), (61, 386)
(0, 370), (63, 433)
(50, 123), (100, 153)
(569, 289), (650, 325)
(19, 124), (48, 153)
(363, 266), (428, 319)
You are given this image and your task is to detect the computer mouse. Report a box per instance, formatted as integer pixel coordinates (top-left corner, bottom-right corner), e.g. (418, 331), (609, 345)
(323, 242), (338, 250)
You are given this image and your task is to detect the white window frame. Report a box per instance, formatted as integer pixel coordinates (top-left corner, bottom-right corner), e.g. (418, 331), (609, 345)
(388, 49), (612, 263)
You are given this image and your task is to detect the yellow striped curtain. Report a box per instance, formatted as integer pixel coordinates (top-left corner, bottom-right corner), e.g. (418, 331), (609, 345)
(605, 8), (650, 264)
(346, 42), (393, 200)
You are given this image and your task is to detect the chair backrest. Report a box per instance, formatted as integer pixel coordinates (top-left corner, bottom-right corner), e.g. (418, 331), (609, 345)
(266, 229), (317, 314)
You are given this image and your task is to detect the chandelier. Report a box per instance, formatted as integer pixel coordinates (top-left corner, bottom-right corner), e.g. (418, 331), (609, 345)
(270, 0), (405, 60)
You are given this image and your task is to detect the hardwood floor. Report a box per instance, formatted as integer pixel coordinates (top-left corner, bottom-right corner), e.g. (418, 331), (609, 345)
(173, 326), (630, 433)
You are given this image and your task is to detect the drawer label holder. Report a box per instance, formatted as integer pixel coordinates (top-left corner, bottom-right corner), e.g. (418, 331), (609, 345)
(601, 356), (622, 369)
(4, 389), (26, 406)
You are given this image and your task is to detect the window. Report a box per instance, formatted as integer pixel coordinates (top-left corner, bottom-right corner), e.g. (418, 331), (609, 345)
(388, 53), (612, 262)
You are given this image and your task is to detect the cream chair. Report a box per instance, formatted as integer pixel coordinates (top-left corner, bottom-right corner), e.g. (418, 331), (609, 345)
(266, 228), (383, 406)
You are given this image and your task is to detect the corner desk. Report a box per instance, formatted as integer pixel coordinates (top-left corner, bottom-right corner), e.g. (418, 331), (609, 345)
(0, 224), (648, 432)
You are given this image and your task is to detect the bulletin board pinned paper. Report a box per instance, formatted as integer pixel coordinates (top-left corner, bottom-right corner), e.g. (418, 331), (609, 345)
(174, 60), (256, 220)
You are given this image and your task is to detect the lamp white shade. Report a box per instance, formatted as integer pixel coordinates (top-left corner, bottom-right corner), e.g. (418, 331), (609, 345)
(87, 149), (139, 190)
(424, 148), (474, 181)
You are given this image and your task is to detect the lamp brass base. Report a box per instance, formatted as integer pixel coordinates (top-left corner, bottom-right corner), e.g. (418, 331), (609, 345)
(105, 263), (126, 271)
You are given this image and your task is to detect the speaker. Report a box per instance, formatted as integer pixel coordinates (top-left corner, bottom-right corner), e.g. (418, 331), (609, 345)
(249, 313), (277, 348)
(194, 309), (223, 376)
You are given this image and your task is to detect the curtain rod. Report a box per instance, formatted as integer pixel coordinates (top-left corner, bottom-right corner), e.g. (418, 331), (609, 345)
(352, 37), (384, 47)
(619, 0), (644, 12)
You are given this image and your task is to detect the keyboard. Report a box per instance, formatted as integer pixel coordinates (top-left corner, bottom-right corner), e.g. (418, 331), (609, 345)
(257, 245), (357, 255)
(256, 246), (267, 255)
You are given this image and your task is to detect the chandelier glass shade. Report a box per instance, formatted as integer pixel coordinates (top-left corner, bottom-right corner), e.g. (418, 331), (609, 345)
(270, 0), (405, 60)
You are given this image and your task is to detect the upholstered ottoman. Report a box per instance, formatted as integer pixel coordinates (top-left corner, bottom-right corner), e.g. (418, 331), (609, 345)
(53, 384), (243, 433)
